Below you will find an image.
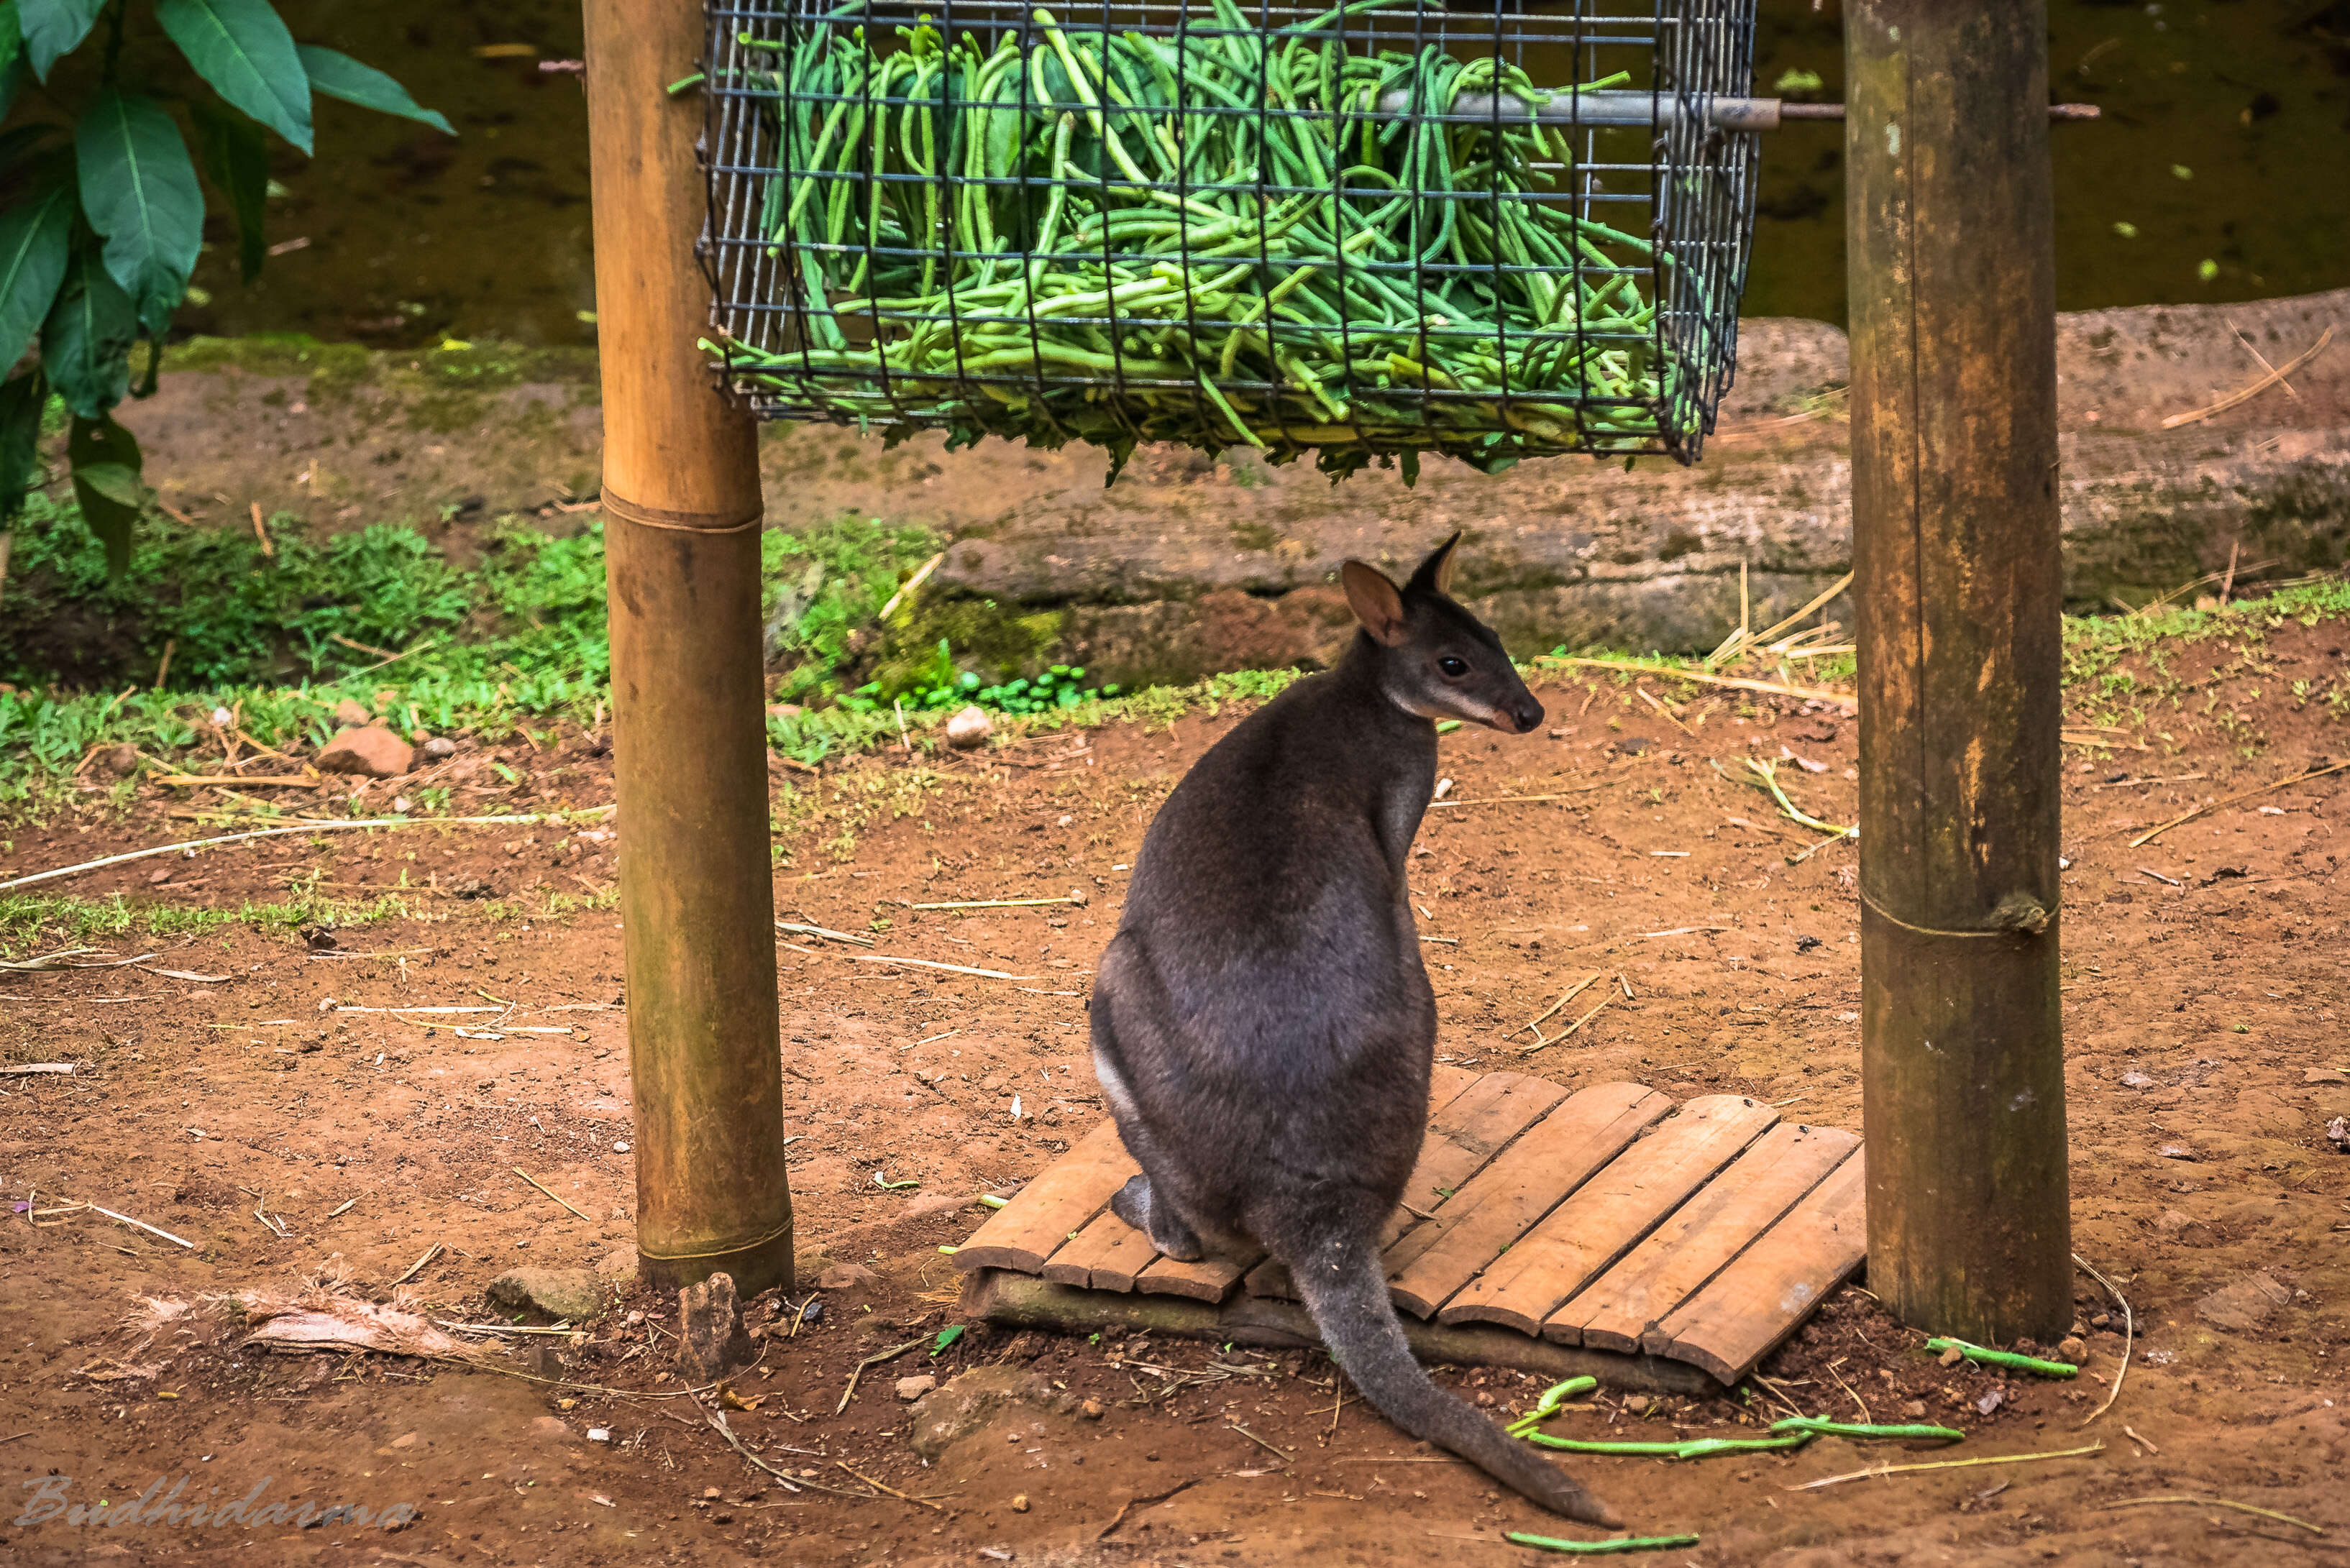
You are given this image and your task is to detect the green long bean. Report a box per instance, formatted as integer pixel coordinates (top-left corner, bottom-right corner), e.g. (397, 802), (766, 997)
(716, 1), (1696, 477)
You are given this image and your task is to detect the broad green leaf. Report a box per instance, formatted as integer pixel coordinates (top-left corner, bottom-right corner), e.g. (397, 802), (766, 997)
(68, 413), (142, 574)
(76, 91), (205, 336)
(191, 101), (268, 283)
(297, 45), (454, 137)
(42, 248), (137, 420)
(19, 0), (105, 82)
(70, 458), (142, 508)
(0, 367), (45, 522)
(0, 181), (73, 371)
(0, 3), (22, 83)
(155, 0), (312, 155)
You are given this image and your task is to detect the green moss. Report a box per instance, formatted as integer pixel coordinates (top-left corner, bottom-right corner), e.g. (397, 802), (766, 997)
(879, 597), (1065, 692)
(162, 334), (600, 406)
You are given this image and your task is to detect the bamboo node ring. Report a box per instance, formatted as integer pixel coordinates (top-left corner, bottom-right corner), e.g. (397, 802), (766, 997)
(601, 491), (764, 535)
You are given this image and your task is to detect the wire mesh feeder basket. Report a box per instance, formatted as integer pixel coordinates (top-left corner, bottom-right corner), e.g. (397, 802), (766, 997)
(702, 0), (1758, 479)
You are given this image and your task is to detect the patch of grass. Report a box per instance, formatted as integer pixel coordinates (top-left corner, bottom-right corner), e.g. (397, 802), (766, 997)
(0, 889), (421, 951)
(762, 515), (942, 702)
(4, 509), (2343, 802)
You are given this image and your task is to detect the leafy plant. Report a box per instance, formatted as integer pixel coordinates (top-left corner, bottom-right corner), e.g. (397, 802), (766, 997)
(0, 0), (449, 568)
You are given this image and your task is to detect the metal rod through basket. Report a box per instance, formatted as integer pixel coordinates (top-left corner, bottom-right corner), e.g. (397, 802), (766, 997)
(1376, 88), (2102, 132)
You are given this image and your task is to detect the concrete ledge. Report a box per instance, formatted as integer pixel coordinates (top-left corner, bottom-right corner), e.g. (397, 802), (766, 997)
(110, 291), (2349, 682)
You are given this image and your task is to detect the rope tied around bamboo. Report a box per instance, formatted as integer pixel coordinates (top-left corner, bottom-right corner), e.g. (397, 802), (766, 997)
(701, 0), (1755, 476)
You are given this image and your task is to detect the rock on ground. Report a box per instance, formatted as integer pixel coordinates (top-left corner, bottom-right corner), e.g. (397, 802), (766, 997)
(2197, 1272), (2293, 1332)
(316, 725), (414, 778)
(907, 1365), (1079, 1459)
(676, 1272), (754, 1383)
(484, 1267), (603, 1324)
(94, 291), (2350, 677)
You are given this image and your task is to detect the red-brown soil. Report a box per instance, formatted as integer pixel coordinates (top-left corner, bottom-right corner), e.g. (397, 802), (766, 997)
(0, 620), (2344, 1567)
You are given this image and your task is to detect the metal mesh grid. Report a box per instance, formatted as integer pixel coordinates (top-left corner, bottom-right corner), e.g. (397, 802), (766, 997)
(702, 0), (1757, 476)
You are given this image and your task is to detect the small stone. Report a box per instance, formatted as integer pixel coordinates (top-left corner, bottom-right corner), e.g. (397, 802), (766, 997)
(485, 1267), (605, 1324)
(594, 1245), (638, 1284)
(332, 698), (373, 728)
(2303, 1068), (2349, 1086)
(1622, 1394), (1650, 1415)
(316, 725), (415, 779)
(677, 1271), (754, 1383)
(2057, 1337), (2089, 1365)
(1068, 886), (1089, 907)
(945, 705), (992, 749)
(2156, 1142), (2199, 1161)
(422, 735), (458, 759)
(587, 1427), (611, 1443)
(2328, 1116), (2350, 1152)
(703, 1487), (723, 1500)
(2119, 1071), (2157, 1089)
(1080, 1398), (1103, 1419)
(2197, 1271), (2291, 1333)
(1901, 1400), (1926, 1419)
(895, 1374), (938, 1402)
(2155, 1209), (2195, 1234)
(907, 1365), (1081, 1459)
(818, 1262), (878, 1291)
(1938, 1345), (1965, 1367)
(96, 743), (141, 776)
(1011, 1494), (1030, 1513)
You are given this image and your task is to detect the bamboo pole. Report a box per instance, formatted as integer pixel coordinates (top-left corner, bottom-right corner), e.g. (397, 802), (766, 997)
(584, 0), (794, 1296)
(1847, 1), (2072, 1342)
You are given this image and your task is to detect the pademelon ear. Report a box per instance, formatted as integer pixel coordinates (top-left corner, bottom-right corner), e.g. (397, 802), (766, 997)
(1403, 531), (1462, 598)
(1341, 559), (1407, 646)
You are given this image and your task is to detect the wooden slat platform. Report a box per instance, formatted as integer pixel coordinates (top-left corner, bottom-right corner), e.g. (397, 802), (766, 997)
(953, 1068), (1867, 1386)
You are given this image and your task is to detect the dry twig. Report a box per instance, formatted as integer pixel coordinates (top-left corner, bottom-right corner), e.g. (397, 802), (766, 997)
(1790, 1441), (2103, 1491)
(2073, 1252), (2134, 1428)
(2127, 759), (2349, 848)
(0, 807), (615, 894)
(513, 1168), (593, 1222)
(2160, 325), (2333, 428)
(2097, 1495), (2321, 1535)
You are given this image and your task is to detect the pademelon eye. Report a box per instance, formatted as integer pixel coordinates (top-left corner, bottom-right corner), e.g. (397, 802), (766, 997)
(1438, 656), (1468, 677)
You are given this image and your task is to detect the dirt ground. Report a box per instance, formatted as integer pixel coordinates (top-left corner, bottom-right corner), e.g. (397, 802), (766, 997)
(1, 620), (2345, 1568)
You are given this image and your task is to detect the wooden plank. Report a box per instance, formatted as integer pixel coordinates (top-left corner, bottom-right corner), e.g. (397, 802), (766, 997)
(1437, 1095), (1780, 1333)
(1555, 1124), (1858, 1351)
(1135, 1249), (1256, 1303)
(1242, 1063), (1556, 1301)
(951, 1119), (1137, 1275)
(1424, 1060), (1483, 1116)
(1383, 1081), (1674, 1320)
(1038, 1208), (1157, 1292)
(1380, 1070), (1573, 1247)
(964, 1268), (1719, 1395)
(1645, 1150), (1869, 1384)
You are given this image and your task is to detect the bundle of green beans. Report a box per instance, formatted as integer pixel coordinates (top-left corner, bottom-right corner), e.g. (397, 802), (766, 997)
(714, 0), (1693, 477)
